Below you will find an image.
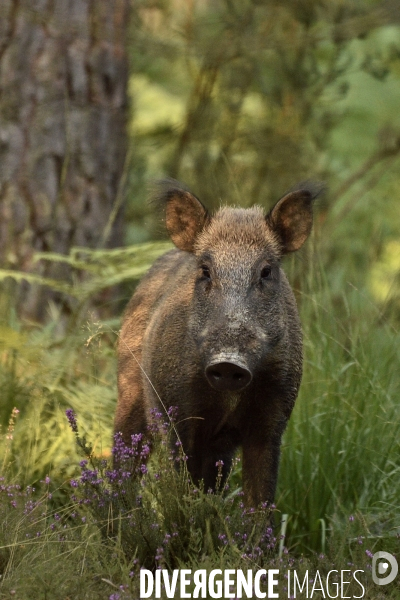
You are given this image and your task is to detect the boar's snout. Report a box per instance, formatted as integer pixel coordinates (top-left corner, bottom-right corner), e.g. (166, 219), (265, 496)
(205, 360), (252, 392)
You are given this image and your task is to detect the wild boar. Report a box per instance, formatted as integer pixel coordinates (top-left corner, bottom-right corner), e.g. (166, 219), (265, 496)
(115, 180), (317, 507)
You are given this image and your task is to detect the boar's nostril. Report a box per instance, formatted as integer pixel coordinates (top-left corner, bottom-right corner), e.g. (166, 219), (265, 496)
(205, 361), (252, 392)
(209, 369), (222, 379)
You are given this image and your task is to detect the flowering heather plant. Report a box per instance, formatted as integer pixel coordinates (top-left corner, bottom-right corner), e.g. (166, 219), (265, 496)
(0, 417), (394, 599)
(1, 407), (20, 472)
(65, 407), (281, 571)
(0, 470), (134, 599)
(0, 466), (389, 600)
(0, 474), (91, 575)
(61, 408), (400, 599)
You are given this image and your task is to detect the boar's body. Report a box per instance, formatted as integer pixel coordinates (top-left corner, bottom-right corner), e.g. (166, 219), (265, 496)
(116, 184), (315, 507)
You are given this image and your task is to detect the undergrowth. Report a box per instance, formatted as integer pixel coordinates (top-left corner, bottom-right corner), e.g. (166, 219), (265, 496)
(1, 406), (398, 599)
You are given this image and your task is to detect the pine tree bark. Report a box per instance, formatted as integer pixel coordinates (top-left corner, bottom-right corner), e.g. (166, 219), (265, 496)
(0, 0), (129, 320)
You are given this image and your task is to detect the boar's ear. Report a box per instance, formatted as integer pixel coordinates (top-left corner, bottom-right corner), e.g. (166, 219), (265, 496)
(154, 180), (210, 252)
(266, 187), (318, 253)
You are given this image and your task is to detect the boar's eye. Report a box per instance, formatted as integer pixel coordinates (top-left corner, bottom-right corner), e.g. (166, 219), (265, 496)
(260, 266), (272, 280)
(200, 265), (211, 280)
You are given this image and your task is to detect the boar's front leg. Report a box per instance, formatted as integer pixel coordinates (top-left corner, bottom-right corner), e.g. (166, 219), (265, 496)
(184, 425), (239, 493)
(192, 450), (235, 493)
(242, 419), (287, 508)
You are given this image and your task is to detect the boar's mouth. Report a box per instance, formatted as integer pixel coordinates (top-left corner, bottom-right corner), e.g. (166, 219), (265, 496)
(205, 357), (252, 392)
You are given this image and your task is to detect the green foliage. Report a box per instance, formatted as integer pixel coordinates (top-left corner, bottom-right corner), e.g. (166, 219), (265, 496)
(0, 241), (172, 485)
(129, 0), (400, 204)
(0, 241), (171, 310)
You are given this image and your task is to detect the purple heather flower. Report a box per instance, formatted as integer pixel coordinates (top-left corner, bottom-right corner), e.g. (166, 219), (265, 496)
(141, 444), (150, 458)
(131, 433), (143, 445)
(167, 406), (178, 421)
(24, 500), (36, 514)
(66, 409), (78, 433)
(218, 533), (228, 545)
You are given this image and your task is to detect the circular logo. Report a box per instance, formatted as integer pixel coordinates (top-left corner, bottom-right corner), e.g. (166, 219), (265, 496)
(372, 551), (398, 586)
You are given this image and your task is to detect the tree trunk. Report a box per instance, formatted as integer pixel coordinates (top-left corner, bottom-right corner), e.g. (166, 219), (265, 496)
(0, 0), (129, 321)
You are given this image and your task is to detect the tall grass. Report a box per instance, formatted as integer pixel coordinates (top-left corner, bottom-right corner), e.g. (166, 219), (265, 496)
(280, 260), (400, 551)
